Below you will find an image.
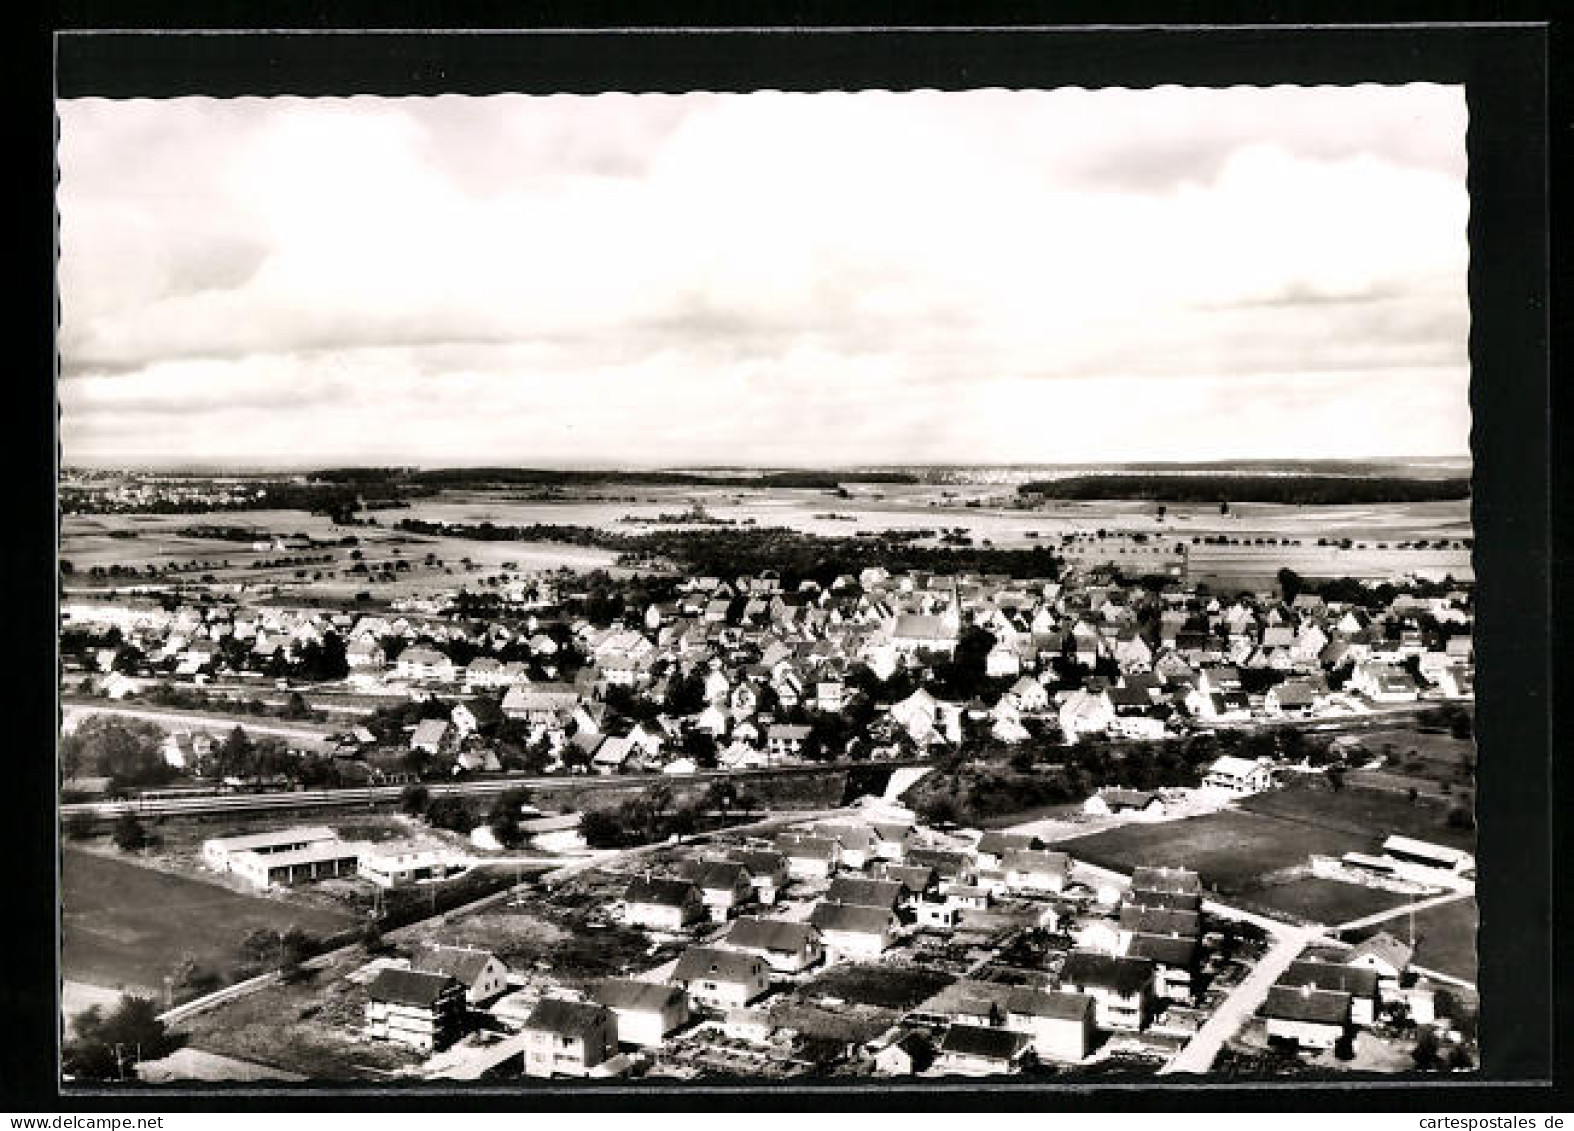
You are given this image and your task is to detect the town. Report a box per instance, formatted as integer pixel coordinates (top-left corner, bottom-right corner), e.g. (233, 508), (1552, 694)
(58, 546), (1479, 1083)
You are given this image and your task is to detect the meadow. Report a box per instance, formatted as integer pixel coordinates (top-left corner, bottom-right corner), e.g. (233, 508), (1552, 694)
(60, 847), (358, 996)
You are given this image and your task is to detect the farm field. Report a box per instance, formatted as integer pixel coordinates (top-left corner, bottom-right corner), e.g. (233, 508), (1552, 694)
(62, 484), (1473, 599)
(60, 848), (357, 996)
(1229, 876), (1417, 927)
(1052, 783), (1474, 927)
(1053, 809), (1359, 893)
(1238, 783), (1476, 854)
(1404, 896), (1478, 985)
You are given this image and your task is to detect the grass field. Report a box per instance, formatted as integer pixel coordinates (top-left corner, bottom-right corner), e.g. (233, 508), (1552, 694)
(1053, 785), (1473, 927)
(1053, 809), (1357, 892)
(1239, 783), (1476, 853)
(1404, 896), (1478, 985)
(1229, 876), (1417, 926)
(61, 848), (357, 994)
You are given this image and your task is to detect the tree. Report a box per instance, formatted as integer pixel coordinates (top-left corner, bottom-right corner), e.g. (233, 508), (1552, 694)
(112, 812), (149, 852)
(425, 795), (474, 834)
(399, 783), (431, 816)
(581, 808), (623, 849)
(1276, 567), (1304, 602)
(218, 725), (254, 780)
(487, 787), (534, 849)
(63, 994), (178, 1080)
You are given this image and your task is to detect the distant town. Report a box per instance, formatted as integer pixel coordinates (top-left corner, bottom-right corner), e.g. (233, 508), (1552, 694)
(59, 468), (1478, 1084)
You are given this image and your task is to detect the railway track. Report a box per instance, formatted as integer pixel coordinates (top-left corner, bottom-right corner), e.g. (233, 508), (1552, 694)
(61, 759), (928, 820)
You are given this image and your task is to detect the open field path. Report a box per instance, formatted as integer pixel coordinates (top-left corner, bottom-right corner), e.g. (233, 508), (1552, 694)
(1334, 885), (1474, 933)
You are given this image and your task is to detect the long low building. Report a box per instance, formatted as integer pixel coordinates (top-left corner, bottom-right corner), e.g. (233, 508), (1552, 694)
(229, 840), (365, 889)
(202, 825), (341, 872)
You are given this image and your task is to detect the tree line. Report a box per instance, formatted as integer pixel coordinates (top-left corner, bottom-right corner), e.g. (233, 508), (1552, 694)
(1018, 474), (1470, 505)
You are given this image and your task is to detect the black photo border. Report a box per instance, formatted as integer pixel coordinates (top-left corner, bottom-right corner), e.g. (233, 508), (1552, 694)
(6, 10), (1562, 1112)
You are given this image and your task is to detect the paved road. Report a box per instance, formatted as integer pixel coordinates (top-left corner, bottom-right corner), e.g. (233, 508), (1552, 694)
(1160, 919), (1325, 1076)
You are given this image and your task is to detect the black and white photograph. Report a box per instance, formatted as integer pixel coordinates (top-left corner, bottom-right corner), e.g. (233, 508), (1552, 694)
(39, 26), (1553, 1102)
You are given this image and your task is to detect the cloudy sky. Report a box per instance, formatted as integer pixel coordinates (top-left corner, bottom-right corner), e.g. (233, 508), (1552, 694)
(56, 85), (1470, 469)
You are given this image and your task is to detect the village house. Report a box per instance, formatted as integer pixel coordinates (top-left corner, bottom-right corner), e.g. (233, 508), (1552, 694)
(409, 718), (455, 756)
(810, 901), (897, 961)
(1056, 951), (1155, 1031)
(765, 723), (811, 760)
(775, 833), (842, 880)
(721, 917), (824, 973)
(872, 1031), (936, 1075)
(1260, 984), (1350, 1051)
(1001, 849), (1071, 896)
(410, 944), (510, 1006)
(677, 860), (755, 921)
(1345, 932), (1416, 996)
(727, 848), (789, 904)
(1277, 961), (1380, 1026)
(1082, 788), (1166, 820)
(1125, 933), (1199, 1002)
(1202, 754), (1275, 795)
(825, 876), (905, 912)
(364, 968), (465, 1052)
(622, 875), (705, 932)
(593, 978), (691, 1048)
(1003, 987), (1096, 1063)
(520, 999), (620, 1078)
(974, 830), (1044, 870)
(935, 1025), (1034, 1075)
(395, 646), (456, 683)
(670, 946), (772, 1010)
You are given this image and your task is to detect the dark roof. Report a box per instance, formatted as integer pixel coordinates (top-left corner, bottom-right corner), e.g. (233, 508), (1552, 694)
(906, 848), (970, 878)
(410, 944), (498, 987)
(1118, 906), (1201, 938)
(976, 831), (1042, 857)
(672, 945), (766, 985)
(939, 1024), (1032, 1062)
(1058, 951), (1155, 997)
(1002, 848), (1070, 876)
(825, 877), (905, 910)
(728, 849), (788, 876)
(594, 977), (687, 1013)
(725, 917), (818, 954)
(1262, 985), (1351, 1026)
(1125, 888), (1201, 912)
(1129, 866), (1202, 895)
(523, 998), (613, 1038)
(775, 834), (839, 861)
(1279, 962), (1379, 998)
(625, 876), (699, 907)
(679, 860), (752, 891)
(810, 902), (894, 936)
(1004, 987), (1093, 1022)
(366, 967), (461, 1008)
(875, 863), (936, 894)
(1125, 933), (1200, 969)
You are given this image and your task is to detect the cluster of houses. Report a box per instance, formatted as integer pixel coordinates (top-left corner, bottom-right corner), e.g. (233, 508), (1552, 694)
(347, 801), (1267, 1080)
(1258, 931), (1441, 1052)
(62, 567), (1473, 792)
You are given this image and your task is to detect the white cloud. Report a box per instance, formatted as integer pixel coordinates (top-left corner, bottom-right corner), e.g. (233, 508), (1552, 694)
(55, 86), (1470, 466)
